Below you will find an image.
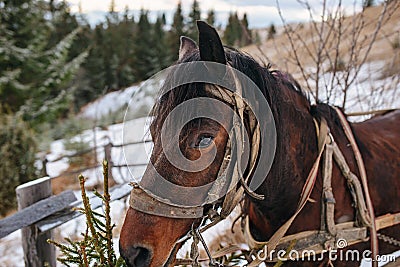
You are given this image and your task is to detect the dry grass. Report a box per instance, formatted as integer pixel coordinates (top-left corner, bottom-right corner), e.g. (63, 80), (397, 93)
(243, 4), (400, 83)
(381, 49), (400, 79)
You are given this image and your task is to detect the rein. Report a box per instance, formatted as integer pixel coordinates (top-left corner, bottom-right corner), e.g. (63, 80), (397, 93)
(127, 85), (400, 266)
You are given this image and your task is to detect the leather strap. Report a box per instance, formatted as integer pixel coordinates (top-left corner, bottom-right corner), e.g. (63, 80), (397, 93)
(322, 142), (336, 236)
(129, 185), (204, 218)
(246, 118), (329, 267)
(333, 107), (379, 267)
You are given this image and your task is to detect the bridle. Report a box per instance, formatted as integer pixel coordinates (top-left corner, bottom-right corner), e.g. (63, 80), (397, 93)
(128, 83), (400, 266)
(129, 82), (263, 266)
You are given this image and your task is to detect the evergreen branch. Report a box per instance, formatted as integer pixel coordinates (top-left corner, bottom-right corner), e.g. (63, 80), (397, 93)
(79, 174), (107, 265)
(48, 162), (126, 267)
(80, 243), (89, 267)
(103, 160), (115, 266)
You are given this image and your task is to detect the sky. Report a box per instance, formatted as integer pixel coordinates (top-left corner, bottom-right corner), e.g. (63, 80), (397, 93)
(66, 0), (366, 29)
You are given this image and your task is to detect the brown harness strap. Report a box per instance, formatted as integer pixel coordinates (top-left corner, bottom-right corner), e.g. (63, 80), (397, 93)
(331, 142), (371, 227)
(321, 142), (336, 236)
(333, 107), (379, 267)
(246, 118), (329, 267)
(129, 185), (204, 218)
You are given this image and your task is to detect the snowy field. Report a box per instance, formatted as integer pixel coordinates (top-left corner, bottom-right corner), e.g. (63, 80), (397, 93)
(1, 61), (399, 266)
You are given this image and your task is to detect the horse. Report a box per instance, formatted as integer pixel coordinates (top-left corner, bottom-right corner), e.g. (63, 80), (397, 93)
(119, 21), (400, 267)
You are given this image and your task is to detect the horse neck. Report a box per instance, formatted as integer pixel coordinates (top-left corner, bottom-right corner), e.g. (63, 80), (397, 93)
(248, 79), (320, 238)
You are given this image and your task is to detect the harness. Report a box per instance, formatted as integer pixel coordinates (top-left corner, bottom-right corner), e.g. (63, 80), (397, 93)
(244, 107), (400, 266)
(128, 85), (400, 266)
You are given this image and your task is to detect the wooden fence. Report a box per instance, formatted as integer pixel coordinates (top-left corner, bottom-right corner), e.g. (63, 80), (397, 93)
(0, 140), (150, 267)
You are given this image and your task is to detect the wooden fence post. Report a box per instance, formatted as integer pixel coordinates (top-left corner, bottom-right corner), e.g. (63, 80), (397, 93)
(16, 177), (56, 267)
(42, 158), (48, 177)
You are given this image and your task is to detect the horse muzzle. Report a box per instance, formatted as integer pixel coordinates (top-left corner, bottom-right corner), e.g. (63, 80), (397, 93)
(119, 244), (152, 267)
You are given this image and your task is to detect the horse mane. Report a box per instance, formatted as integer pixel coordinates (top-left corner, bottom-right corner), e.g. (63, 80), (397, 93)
(149, 46), (311, 136)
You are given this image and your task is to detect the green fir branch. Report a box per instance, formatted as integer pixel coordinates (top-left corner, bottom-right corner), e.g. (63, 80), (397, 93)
(48, 160), (126, 267)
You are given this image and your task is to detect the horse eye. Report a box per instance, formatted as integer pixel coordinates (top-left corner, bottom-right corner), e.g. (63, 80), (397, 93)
(193, 135), (214, 148)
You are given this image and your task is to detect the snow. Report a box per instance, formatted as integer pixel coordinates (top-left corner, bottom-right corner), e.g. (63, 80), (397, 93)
(46, 140), (70, 177)
(0, 231), (23, 267)
(79, 79), (157, 121)
(313, 61), (400, 121)
(79, 84), (140, 120)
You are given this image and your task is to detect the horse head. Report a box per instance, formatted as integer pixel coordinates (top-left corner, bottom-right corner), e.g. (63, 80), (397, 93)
(119, 22), (234, 267)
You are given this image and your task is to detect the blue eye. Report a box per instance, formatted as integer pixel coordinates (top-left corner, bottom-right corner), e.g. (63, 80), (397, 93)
(194, 135), (214, 148)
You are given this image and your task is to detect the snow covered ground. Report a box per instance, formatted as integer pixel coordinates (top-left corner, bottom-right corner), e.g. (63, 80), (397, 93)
(1, 61), (399, 266)
(79, 80), (156, 122)
(316, 61), (400, 121)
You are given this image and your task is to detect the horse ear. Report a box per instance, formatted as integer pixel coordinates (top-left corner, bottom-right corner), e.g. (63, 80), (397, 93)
(197, 21), (226, 64)
(179, 36), (197, 61)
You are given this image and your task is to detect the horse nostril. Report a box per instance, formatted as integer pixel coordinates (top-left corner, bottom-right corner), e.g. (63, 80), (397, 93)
(120, 245), (151, 267)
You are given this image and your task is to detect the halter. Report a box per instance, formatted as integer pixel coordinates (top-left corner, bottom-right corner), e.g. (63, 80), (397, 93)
(128, 81), (264, 265)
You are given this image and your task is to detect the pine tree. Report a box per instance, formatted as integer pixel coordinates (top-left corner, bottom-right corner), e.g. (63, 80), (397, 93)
(103, 4), (122, 90)
(240, 13), (252, 46)
(223, 12), (253, 47)
(132, 9), (156, 80)
(206, 9), (216, 26)
(46, 0), (92, 113)
(81, 23), (107, 100)
(116, 6), (136, 87)
(107, 0), (119, 25)
(49, 161), (127, 266)
(0, 0), (88, 126)
(224, 12), (241, 46)
(267, 23), (277, 40)
(109, 0), (116, 13)
(152, 14), (171, 71)
(168, 2), (186, 61)
(363, 0), (375, 9)
(0, 109), (38, 215)
(187, 0), (201, 41)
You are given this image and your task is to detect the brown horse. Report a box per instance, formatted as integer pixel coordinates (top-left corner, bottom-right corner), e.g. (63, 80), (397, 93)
(119, 21), (400, 267)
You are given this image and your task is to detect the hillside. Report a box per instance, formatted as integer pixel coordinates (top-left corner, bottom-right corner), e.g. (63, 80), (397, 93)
(243, 3), (400, 113)
(245, 4), (400, 77)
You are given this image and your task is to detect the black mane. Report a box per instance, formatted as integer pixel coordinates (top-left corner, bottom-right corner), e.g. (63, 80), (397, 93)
(150, 47), (310, 136)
